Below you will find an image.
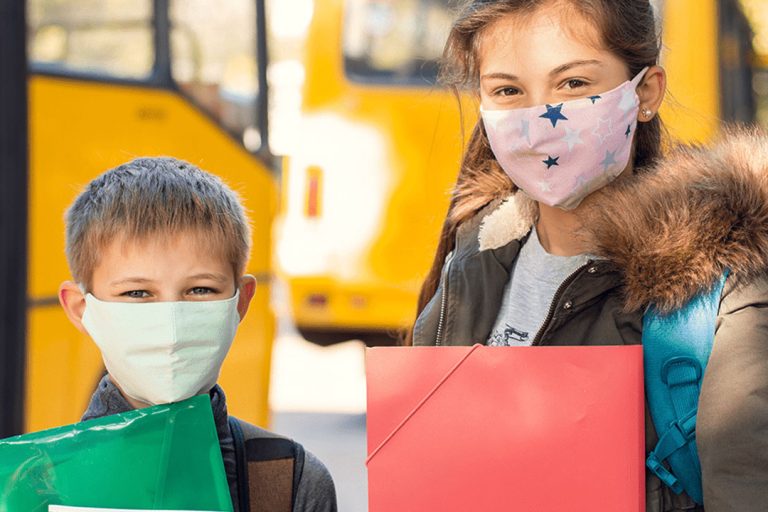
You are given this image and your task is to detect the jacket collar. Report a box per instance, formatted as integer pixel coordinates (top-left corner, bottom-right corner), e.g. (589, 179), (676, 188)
(466, 127), (768, 313)
(82, 375), (231, 443)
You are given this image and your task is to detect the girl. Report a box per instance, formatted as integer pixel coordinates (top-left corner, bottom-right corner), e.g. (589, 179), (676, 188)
(409, 1), (768, 510)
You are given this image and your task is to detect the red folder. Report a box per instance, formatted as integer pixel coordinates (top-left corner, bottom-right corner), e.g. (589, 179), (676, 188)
(366, 345), (644, 511)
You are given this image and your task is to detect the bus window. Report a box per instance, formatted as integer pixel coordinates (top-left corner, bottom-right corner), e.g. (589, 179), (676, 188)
(28, 0), (153, 80)
(170, 0), (262, 151)
(343, 0), (458, 85)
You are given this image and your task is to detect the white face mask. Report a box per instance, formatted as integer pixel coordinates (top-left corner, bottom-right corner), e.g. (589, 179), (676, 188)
(81, 290), (241, 405)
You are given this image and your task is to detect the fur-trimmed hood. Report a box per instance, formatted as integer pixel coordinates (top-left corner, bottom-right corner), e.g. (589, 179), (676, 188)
(469, 126), (768, 313)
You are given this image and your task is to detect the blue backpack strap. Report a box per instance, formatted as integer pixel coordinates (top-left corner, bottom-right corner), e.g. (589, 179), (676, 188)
(642, 271), (728, 505)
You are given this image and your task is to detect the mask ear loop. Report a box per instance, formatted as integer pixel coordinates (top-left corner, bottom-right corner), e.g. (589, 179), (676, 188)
(632, 66), (651, 87)
(633, 66), (652, 119)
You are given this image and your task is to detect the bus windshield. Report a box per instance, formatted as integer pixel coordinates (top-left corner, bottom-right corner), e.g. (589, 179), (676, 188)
(343, 0), (458, 86)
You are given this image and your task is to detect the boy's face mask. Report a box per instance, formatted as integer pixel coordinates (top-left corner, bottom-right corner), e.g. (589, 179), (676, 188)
(81, 290), (241, 405)
(481, 68), (649, 210)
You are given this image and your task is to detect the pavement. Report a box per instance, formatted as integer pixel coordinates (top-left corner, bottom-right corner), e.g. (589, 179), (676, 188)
(269, 306), (369, 512)
(272, 411), (368, 512)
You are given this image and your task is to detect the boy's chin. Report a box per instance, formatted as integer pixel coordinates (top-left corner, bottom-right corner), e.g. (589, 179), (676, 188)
(107, 374), (153, 409)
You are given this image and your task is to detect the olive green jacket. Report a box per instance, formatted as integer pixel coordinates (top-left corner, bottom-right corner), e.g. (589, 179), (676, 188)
(413, 128), (768, 511)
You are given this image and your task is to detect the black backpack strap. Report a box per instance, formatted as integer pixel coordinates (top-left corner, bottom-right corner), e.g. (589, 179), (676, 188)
(228, 416), (251, 512)
(229, 416), (306, 512)
(291, 441), (305, 504)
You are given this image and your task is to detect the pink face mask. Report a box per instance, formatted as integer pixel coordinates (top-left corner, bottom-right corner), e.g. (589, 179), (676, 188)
(481, 68), (648, 210)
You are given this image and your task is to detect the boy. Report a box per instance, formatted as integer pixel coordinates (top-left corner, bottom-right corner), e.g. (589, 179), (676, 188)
(58, 157), (337, 512)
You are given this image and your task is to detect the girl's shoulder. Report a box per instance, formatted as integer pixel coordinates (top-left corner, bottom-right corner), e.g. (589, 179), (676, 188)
(581, 126), (768, 314)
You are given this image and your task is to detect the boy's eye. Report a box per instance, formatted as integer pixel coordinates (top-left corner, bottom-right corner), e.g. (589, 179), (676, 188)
(189, 286), (216, 295)
(122, 290), (150, 299)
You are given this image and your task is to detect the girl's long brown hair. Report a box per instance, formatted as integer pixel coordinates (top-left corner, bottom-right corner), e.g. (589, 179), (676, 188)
(405, 0), (663, 345)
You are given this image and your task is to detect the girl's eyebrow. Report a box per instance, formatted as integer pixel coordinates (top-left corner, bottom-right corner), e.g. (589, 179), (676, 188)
(481, 72), (520, 81)
(549, 59), (602, 76)
(481, 59), (603, 82)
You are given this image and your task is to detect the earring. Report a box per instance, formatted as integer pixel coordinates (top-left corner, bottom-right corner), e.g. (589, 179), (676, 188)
(641, 107), (654, 119)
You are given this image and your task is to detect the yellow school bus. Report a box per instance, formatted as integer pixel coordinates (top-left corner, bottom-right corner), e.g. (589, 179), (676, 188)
(276, 0), (757, 346)
(24, 0), (276, 432)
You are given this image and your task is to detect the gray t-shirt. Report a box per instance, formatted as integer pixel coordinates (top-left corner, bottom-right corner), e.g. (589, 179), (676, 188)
(487, 227), (590, 346)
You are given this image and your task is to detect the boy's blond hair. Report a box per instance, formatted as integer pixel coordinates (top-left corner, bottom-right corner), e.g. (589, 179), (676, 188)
(65, 157), (251, 288)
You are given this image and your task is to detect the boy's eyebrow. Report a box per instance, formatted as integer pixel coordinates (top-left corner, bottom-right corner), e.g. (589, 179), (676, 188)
(189, 273), (229, 282)
(109, 277), (154, 286)
(549, 59), (602, 76)
(109, 273), (228, 286)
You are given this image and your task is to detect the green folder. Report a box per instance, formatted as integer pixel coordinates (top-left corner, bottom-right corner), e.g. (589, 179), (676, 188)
(0, 395), (233, 511)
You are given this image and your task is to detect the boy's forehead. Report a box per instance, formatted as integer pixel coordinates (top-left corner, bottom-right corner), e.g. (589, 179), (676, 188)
(91, 228), (235, 284)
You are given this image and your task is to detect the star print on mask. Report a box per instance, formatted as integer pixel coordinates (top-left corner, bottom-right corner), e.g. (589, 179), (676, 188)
(600, 150), (618, 171)
(539, 103), (568, 128)
(592, 117), (614, 144)
(543, 155), (560, 169)
(573, 174), (590, 192)
(561, 126), (584, 151)
(618, 86), (638, 112)
(537, 181), (552, 192)
(520, 119), (531, 146)
(625, 124), (632, 138)
(588, 95), (602, 104)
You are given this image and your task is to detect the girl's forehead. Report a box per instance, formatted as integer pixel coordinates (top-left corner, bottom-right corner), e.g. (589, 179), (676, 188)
(478, 8), (608, 74)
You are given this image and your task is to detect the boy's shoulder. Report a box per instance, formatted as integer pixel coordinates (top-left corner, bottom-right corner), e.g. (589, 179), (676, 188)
(230, 417), (337, 512)
(232, 416), (287, 441)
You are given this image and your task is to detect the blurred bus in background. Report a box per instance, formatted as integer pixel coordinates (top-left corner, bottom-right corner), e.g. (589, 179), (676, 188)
(25, 0), (276, 432)
(276, 0), (759, 347)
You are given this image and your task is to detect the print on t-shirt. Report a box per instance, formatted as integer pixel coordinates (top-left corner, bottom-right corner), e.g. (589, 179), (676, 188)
(486, 226), (591, 347)
(488, 323), (530, 346)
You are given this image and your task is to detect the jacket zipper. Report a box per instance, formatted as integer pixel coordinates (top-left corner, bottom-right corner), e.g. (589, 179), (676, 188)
(435, 250), (455, 346)
(531, 260), (592, 346)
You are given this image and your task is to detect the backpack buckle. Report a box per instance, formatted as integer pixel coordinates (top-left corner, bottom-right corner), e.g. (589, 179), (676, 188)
(646, 409), (698, 495)
(646, 453), (683, 493)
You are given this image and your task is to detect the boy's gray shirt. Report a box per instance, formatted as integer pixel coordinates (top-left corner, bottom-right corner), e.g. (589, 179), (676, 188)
(82, 375), (337, 512)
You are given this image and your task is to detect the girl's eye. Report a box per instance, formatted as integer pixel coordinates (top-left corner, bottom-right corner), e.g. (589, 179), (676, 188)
(564, 79), (587, 90)
(496, 86), (520, 97)
(122, 290), (150, 299)
(189, 287), (216, 295)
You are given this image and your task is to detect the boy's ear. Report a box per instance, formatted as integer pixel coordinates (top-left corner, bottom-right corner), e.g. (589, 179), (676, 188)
(637, 65), (666, 122)
(59, 281), (89, 334)
(236, 274), (257, 321)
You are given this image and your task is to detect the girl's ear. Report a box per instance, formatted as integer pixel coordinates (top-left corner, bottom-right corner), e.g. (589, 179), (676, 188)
(59, 281), (88, 334)
(236, 274), (257, 321)
(637, 65), (666, 122)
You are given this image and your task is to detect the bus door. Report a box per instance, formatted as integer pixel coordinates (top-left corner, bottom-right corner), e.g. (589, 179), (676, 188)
(0, 0), (29, 439)
(26, 0), (276, 431)
(277, 0), (473, 346)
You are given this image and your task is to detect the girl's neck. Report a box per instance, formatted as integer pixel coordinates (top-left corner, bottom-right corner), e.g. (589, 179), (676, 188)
(535, 203), (586, 256)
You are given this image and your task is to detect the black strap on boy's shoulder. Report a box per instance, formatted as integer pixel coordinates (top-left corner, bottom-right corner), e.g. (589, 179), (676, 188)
(228, 416), (305, 512)
(229, 416), (251, 512)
